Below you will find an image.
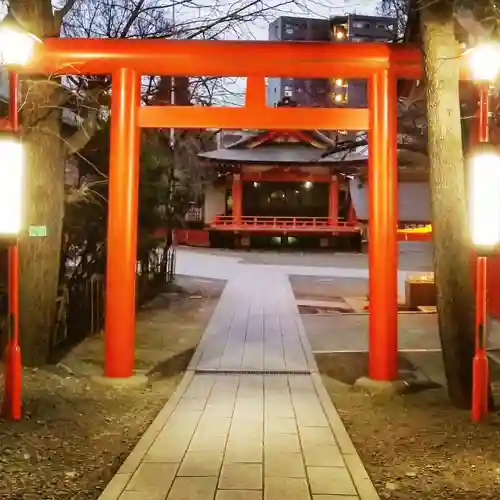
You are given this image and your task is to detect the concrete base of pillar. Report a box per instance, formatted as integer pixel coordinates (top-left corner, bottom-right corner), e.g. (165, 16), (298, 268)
(354, 376), (406, 396)
(92, 373), (149, 389)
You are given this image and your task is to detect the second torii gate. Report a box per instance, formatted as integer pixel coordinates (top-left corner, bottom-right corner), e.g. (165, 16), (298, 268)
(19, 39), (449, 381)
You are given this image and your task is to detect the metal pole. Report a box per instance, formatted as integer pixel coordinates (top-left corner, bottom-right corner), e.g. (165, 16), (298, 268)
(472, 83), (490, 422)
(478, 84), (489, 143)
(472, 255), (488, 421)
(2, 71), (22, 420)
(367, 70), (399, 381)
(170, 2), (175, 149)
(104, 68), (140, 377)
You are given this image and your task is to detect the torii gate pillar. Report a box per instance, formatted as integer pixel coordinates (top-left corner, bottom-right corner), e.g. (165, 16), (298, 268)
(104, 68), (140, 377)
(368, 70), (399, 381)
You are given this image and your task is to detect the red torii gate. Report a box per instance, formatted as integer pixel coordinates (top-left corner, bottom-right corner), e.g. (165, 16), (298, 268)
(18, 39), (468, 381)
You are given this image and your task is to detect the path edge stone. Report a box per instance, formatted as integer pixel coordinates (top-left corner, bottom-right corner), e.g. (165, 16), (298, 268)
(187, 279), (232, 371)
(311, 372), (380, 500)
(286, 275), (320, 374)
(97, 369), (195, 500)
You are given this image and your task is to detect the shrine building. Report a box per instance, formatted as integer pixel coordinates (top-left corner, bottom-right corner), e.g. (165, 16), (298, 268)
(181, 125), (431, 249)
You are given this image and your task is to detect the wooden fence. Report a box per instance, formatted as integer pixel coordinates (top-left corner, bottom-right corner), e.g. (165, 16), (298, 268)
(52, 246), (176, 349)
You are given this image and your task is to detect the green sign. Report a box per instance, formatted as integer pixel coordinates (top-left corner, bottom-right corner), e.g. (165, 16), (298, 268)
(29, 225), (47, 237)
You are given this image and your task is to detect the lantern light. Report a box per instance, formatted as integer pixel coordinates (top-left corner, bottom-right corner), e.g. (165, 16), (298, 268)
(304, 181), (313, 189)
(0, 11), (41, 66)
(0, 133), (24, 238)
(467, 143), (500, 252)
(467, 43), (500, 83)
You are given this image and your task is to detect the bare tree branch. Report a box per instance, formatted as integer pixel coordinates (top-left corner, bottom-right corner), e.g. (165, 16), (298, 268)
(54, 0), (79, 29)
(65, 108), (101, 155)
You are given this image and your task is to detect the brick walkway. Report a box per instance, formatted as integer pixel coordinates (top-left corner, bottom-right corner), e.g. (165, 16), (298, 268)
(99, 260), (379, 500)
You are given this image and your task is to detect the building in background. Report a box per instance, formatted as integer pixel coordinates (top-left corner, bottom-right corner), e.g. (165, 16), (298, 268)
(266, 14), (396, 109)
(329, 14), (397, 108)
(194, 128), (361, 250)
(267, 16), (330, 107)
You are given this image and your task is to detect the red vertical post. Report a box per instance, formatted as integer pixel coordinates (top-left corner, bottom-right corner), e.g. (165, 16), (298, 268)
(328, 176), (339, 225)
(104, 68), (140, 378)
(368, 70), (398, 381)
(472, 256), (488, 421)
(2, 71), (22, 421)
(472, 84), (490, 422)
(232, 173), (242, 224)
(347, 199), (357, 225)
(478, 84), (489, 143)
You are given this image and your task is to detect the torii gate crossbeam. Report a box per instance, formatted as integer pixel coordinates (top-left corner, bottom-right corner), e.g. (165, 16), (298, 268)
(18, 39), (450, 381)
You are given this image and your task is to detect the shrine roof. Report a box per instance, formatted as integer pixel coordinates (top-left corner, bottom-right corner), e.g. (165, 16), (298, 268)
(199, 144), (368, 165)
(198, 129), (368, 165)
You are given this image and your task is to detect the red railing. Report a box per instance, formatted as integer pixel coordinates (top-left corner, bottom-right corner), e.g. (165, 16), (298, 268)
(210, 216), (359, 233)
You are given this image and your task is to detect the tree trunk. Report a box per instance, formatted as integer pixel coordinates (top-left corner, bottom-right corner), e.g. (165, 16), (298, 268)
(19, 80), (65, 366)
(421, 7), (476, 408)
(10, 0), (69, 366)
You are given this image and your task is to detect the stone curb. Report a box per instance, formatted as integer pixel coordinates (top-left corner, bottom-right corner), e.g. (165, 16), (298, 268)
(97, 369), (195, 500)
(311, 372), (380, 500)
(295, 311), (320, 374)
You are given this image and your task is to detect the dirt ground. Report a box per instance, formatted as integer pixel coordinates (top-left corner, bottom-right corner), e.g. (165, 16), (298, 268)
(0, 276), (224, 500)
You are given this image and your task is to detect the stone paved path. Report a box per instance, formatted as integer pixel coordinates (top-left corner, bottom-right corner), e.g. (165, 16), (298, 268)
(99, 253), (380, 500)
(190, 266), (310, 373)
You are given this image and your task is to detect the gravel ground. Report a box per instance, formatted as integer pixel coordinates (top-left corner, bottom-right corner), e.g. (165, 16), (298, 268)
(0, 277), (224, 500)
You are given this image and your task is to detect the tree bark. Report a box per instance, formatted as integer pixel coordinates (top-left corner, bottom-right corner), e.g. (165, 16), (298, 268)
(421, 6), (476, 408)
(19, 79), (65, 366)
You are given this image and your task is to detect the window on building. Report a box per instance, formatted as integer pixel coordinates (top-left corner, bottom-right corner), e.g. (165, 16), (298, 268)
(284, 24), (294, 35)
(376, 23), (387, 30)
(332, 24), (348, 41)
(352, 21), (370, 30)
(351, 36), (367, 42)
(332, 78), (346, 87)
(284, 89), (293, 97)
(332, 86), (348, 104)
